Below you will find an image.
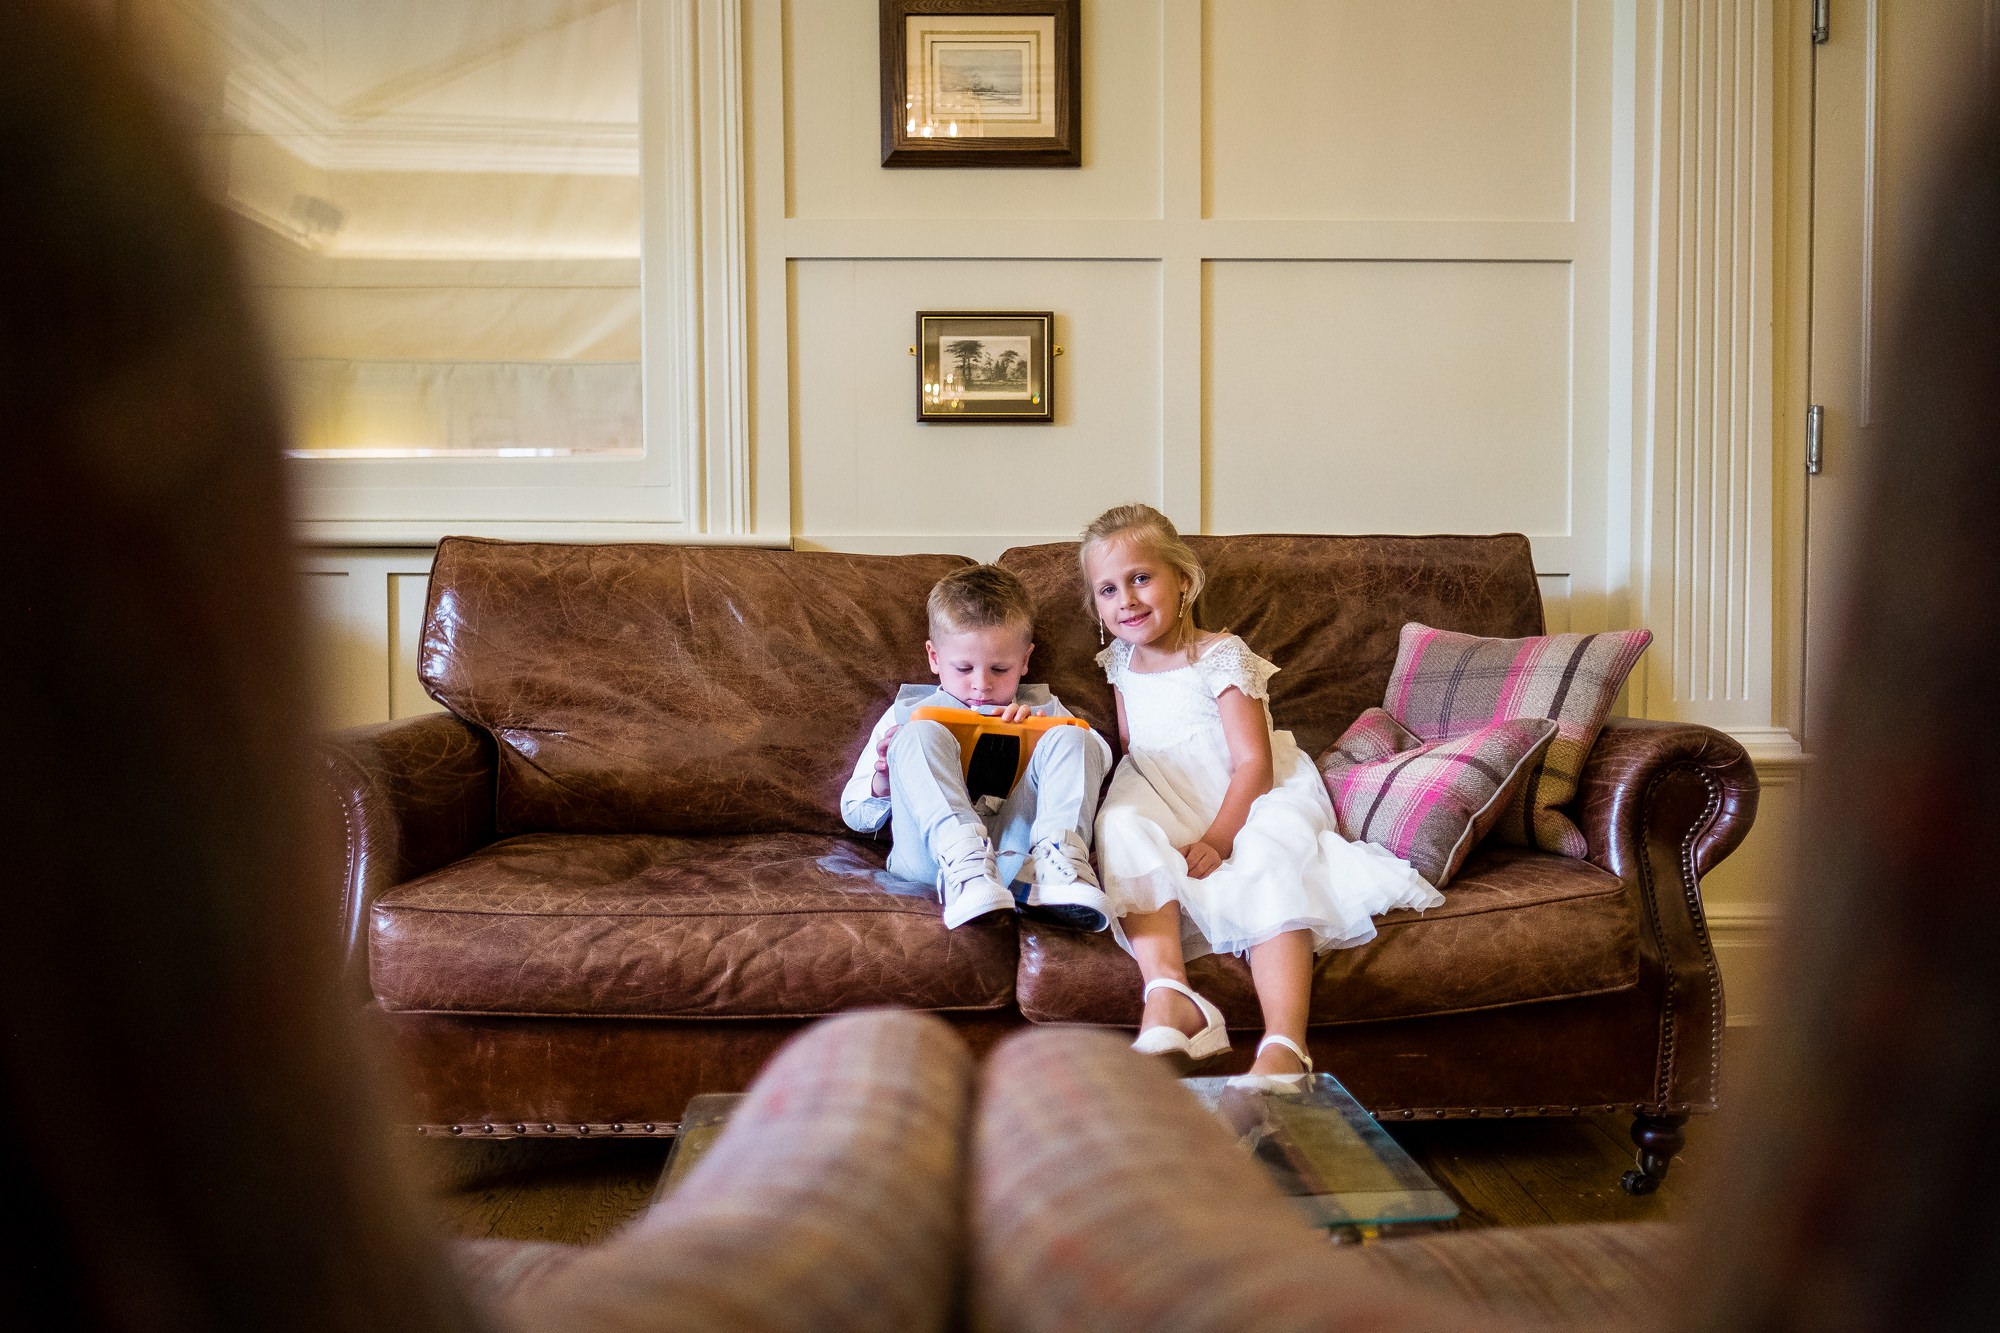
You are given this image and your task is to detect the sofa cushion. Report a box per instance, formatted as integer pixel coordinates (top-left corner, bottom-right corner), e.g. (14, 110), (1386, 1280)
(1015, 846), (1635, 1027)
(1000, 534), (1544, 760)
(1384, 623), (1653, 857)
(419, 539), (970, 836)
(1318, 708), (1558, 887)
(369, 832), (1017, 1018)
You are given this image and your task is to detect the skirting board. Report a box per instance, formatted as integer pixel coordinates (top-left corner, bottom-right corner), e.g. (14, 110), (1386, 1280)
(1709, 902), (1784, 1029)
(1706, 732), (1807, 1028)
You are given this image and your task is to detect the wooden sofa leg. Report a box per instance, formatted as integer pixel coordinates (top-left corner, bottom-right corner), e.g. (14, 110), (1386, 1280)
(1619, 1112), (1688, 1195)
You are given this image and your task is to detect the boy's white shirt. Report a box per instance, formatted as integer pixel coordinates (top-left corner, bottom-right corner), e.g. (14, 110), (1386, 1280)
(839, 682), (1082, 833)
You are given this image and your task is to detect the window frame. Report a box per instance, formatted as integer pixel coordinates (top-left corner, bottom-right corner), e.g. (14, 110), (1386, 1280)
(271, 0), (750, 544)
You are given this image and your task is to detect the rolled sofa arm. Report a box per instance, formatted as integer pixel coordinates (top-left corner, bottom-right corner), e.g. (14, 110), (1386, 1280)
(1573, 717), (1761, 884)
(1574, 717), (1760, 1109)
(317, 712), (497, 990)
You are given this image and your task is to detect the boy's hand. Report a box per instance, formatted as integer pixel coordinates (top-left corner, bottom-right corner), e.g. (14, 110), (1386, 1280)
(1179, 840), (1222, 879)
(992, 702), (1032, 724)
(870, 724), (899, 798)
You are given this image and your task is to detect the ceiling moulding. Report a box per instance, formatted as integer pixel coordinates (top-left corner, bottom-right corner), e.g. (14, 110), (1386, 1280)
(224, 65), (638, 176)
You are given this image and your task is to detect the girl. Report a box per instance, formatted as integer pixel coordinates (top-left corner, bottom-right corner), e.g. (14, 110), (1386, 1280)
(1081, 504), (1442, 1086)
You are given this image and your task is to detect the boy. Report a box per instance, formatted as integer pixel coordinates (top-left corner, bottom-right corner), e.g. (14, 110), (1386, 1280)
(842, 565), (1111, 931)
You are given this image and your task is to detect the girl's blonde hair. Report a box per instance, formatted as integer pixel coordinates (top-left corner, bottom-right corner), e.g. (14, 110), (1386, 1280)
(1078, 503), (1208, 661)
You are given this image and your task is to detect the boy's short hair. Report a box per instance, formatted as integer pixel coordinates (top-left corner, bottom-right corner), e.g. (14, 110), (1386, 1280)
(928, 564), (1034, 641)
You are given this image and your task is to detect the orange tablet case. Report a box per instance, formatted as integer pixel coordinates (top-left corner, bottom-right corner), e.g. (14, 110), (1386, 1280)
(908, 706), (1093, 801)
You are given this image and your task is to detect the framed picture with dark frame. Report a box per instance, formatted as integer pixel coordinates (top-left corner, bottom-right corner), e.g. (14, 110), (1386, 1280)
(880, 0), (1080, 168)
(916, 311), (1054, 423)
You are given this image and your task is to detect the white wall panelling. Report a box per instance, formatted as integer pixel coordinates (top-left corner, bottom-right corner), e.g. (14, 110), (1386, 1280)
(771, 0), (1613, 631)
(1204, 0), (1577, 222)
(388, 572), (450, 721)
(697, 0), (753, 534)
(1204, 260), (1575, 537)
(301, 567), (385, 730)
(300, 550), (443, 730)
(1621, 1), (1797, 1019)
(791, 258), (1164, 554)
(1629, 0), (1781, 738)
(1696, 740), (1804, 1027)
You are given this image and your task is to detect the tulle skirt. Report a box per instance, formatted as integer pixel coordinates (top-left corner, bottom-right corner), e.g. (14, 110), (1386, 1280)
(1095, 730), (1442, 960)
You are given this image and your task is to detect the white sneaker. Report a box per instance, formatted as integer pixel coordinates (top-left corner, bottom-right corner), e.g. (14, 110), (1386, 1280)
(1023, 831), (1110, 932)
(934, 824), (1016, 929)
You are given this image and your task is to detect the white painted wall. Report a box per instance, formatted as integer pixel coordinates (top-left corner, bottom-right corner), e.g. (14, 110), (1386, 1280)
(301, 0), (1805, 1019)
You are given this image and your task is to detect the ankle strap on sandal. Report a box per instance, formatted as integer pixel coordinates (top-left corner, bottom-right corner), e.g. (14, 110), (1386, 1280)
(1142, 976), (1200, 1005)
(1255, 1033), (1313, 1072)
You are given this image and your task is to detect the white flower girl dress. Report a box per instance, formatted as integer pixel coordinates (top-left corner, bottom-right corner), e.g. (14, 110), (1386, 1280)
(1094, 634), (1442, 960)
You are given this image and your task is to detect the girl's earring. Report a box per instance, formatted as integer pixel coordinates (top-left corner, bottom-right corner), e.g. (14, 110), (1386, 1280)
(1098, 620), (1106, 646)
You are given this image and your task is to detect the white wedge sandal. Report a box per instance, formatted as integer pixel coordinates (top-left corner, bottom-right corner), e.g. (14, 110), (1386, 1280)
(1129, 977), (1231, 1063)
(1226, 1034), (1314, 1092)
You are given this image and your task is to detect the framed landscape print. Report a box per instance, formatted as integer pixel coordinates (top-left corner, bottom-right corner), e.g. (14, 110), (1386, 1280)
(880, 1), (1081, 167)
(916, 311), (1055, 422)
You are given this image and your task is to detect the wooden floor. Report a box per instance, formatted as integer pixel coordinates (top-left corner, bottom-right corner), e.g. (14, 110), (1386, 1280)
(418, 1109), (1712, 1245)
(421, 1030), (1749, 1243)
(1385, 1111), (1710, 1228)
(424, 1135), (673, 1246)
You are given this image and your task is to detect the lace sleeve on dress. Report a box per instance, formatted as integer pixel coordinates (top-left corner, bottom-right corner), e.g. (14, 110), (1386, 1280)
(1094, 639), (1129, 684)
(1193, 634), (1279, 701)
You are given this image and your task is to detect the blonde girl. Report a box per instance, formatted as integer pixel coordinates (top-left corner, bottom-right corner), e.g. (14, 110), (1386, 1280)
(1081, 504), (1441, 1085)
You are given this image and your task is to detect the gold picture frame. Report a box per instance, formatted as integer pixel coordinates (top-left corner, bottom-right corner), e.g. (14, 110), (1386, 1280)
(880, 1), (1080, 168)
(916, 311), (1055, 423)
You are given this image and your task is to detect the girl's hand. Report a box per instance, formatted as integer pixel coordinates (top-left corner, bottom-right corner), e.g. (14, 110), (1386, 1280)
(1179, 840), (1222, 879)
(870, 724), (899, 798)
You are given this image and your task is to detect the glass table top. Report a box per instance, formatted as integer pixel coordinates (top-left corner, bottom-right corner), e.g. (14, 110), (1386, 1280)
(662, 1071), (1456, 1232)
(1177, 1073), (1459, 1229)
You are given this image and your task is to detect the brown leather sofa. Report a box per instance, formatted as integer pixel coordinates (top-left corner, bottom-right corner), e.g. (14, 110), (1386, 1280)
(321, 532), (1757, 1190)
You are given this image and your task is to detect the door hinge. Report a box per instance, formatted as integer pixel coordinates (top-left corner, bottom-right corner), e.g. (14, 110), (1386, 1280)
(1807, 404), (1825, 474)
(1813, 0), (1830, 45)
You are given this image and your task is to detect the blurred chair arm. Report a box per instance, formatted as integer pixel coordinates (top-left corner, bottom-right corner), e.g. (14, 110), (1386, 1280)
(461, 1011), (972, 1333)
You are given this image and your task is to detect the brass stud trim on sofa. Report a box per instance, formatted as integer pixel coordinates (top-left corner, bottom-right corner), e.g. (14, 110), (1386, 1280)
(411, 1121), (680, 1139)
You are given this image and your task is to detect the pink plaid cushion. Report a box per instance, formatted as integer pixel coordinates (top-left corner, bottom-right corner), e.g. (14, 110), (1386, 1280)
(1319, 708), (1558, 887)
(1383, 623), (1652, 857)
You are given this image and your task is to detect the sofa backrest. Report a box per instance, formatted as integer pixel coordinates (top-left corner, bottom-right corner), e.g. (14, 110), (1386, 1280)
(421, 539), (969, 836)
(1000, 534), (1544, 761)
